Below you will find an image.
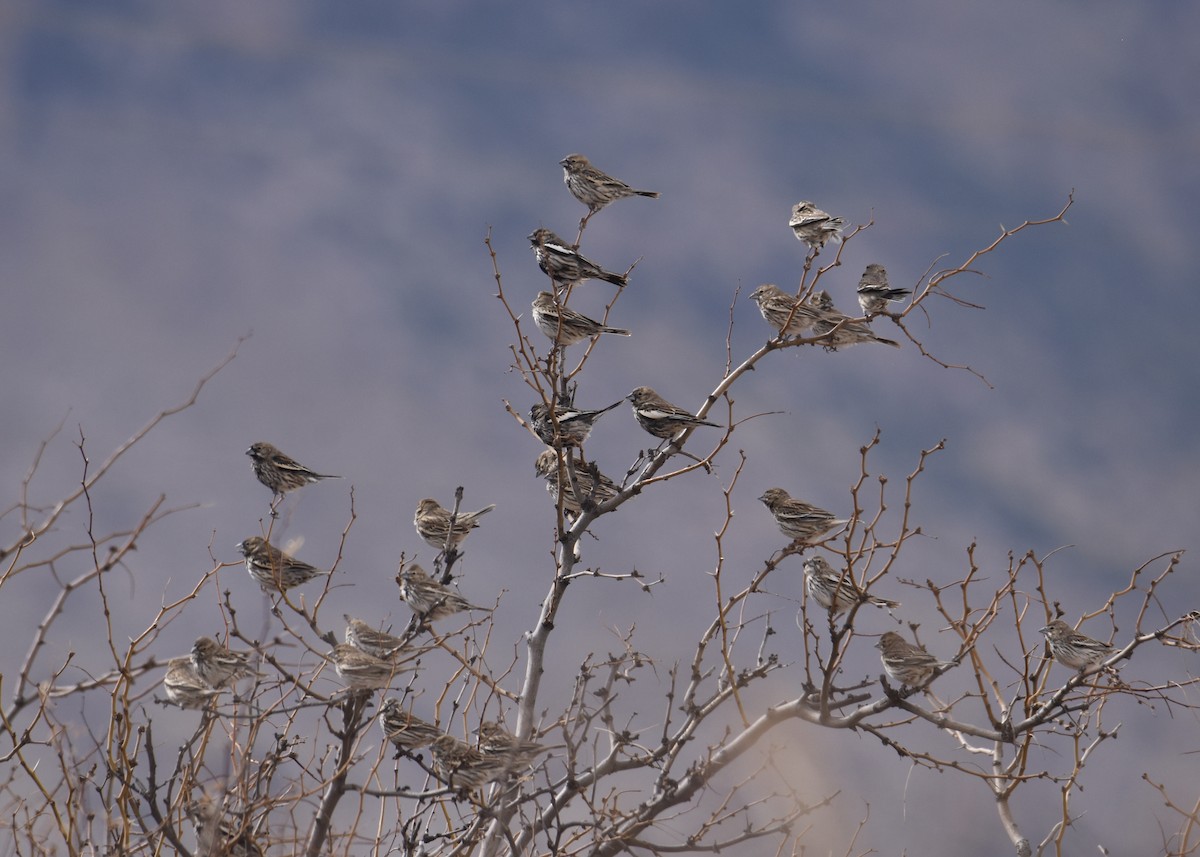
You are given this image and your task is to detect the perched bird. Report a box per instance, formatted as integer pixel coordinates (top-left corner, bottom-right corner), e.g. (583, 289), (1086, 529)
(162, 657), (222, 709)
(413, 498), (496, 551)
(236, 536), (330, 593)
(529, 397), (622, 448)
(534, 449), (618, 517)
(378, 698), (444, 751)
(186, 796), (263, 857)
(245, 441), (340, 505)
(560, 153), (660, 215)
(344, 615), (407, 660)
(1039, 620), (1115, 674)
(802, 556), (899, 614)
(758, 488), (848, 545)
(477, 721), (558, 770)
(627, 386), (720, 440)
(808, 290), (901, 349)
(856, 263), (911, 316)
(190, 637), (255, 689)
(531, 291), (631, 347)
(329, 643), (412, 692)
(788, 201), (845, 252)
(748, 283), (822, 337)
(430, 734), (511, 792)
(528, 227), (628, 288)
(875, 631), (953, 687)
(396, 563), (489, 621)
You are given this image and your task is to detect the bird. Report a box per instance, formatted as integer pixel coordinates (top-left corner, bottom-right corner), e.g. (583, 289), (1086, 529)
(186, 795), (263, 857)
(808, 291), (901, 349)
(758, 488), (848, 545)
(531, 291), (631, 347)
(528, 227), (628, 288)
(430, 734), (511, 792)
(748, 283), (822, 337)
(245, 442), (340, 506)
(529, 396), (623, 448)
(627, 386), (720, 440)
(875, 631), (953, 688)
(396, 563), (489, 622)
(378, 698), (444, 751)
(162, 657), (222, 709)
(190, 637), (256, 689)
(534, 449), (618, 517)
(856, 263), (911, 316)
(1039, 620), (1116, 674)
(328, 643), (412, 692)
(788, 201), (845, 251)
(343, 615), (407, 660)
(477, 720), (559, 770)
(413, 498), (496, 551)
(560, 153), (660, 215)
(802, 556), (899, 614)
(236, 536), (330, 593)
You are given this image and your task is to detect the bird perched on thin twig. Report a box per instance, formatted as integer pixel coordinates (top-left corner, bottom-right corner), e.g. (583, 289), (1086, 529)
(1039, 620), (1116, 674)
(531, 291), (631, 347)
(237, 536), (330, 593)
(627, 386), (720, 440)
(477, 721), (560, 771)
(808, 290), (901, 350)
(162, 657), (222, 709)
(560, 153), (659, 216)
(856, 263), (911, 316)
(186, 795), (263, 857)
(748, 283), (823, 337)
(396, 563), (489, 621)
(788, 201), (845, 251)
(802, 556), (899, 614)
(329, 643), (413, 692)
(534, 450), (618, 517)
(875, 631), (953, 688)
(430, 734), (512, 792)
(413, 498), (495, 551)
(245, 442), (340, 507)
(344, 615), (407, 660)
(758, 488), (848, 545)
(378, 698), (444, 752)
(530, 397), (623, 448)
(190, 637), (256, 689)
(529, 227), (628, 288)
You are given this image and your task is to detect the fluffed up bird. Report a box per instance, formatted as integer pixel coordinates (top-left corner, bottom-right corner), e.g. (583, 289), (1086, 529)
(875, 631), (953, 688)
(378, 698), (444, 751)
(788, 201), (845, 252)
(190, 637), (256, 689)
(531, 291), (631, 347)
(344, 615), (407, 660)
(530, 396), (622, 448)
(802, 556), (899, 614)
(808, 290), (900, 349)
(627, 386), (720, 440)
(237, 536), (331, 593)
(430, 734), (512, 792)
(329, 643), (414, 692)
(1039, 619), (1116, 674)
(534, 449), (618, 517)
(856, 263), (911, 316)
(528, 227), (628, 288)
(186, 795), (264, 857)
(758, 488), (848, 545)
(560, 153), (659, 215)
(413, 497), (495, 551)
(246, 441), (340, 506)
(477, 720), (560, 770)
(162, 657), (222, 709)
(748, 283), (824, 337)
(396, 563), (490, 622)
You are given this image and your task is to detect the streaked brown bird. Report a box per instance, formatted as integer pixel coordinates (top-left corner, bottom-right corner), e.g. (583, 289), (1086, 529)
(748, 283), (822, 337)
(245, 441), (340, 505)
(1040, 619), (1115, 674)
(413, 498), (496, 551)
(875, 631), (953, 687)
(758, 488), (848, 545)
(627, 386), (720, 440)
(531, 291), (631, 347)
(190, 636), (256, 689)
(344, 615), (407, 660)
(237, 536), (330, 593)
(186, 795), (263, 857)
(802, 556), (899, 614)
(396, 563), (489, 621)
(430, 734), (511, 792)
(856, 263), (911, 316)
(808, 290), (900, 349)
(528, 227), (628, 288)
(378, 698), (444, 751)
(329, 643), (413, 692)
(560, 153), (659, 215)
(162, 657), (222, 709)
(529, 397), (623, 448)
(534, 449), (618, 517)
(477, 720), (559, 770)
(788, 200), (845, 251)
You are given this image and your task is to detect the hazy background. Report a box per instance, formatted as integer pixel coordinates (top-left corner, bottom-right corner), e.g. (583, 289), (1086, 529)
(1, 1), (1196, 853)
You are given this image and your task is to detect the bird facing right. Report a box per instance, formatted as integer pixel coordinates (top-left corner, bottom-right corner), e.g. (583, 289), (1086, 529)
(758, 488), (848, 545)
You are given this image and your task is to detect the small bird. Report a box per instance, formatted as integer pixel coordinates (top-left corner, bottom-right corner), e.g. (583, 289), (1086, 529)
(802, 556), (899, 614)
(528, 227), (628, 288)
(875, 631), (953, 688)
(186, 795), (264, 857)
(190, 636), (256, 689)
(162, 657), (222, 709)
(808, 291), (900, 350)
(534, 449), (618, 517)
(329, 643), (412, 692)
(343, 615), (407, 660)
(758, 488), (848, 545)
(788, 201), (845, 252)
(531, 291), (631, 347)
(856, 263), (911, 316)
(245, 442), (340, 506)
(378, 698), (444, 751)
(477, 720), (559, 770)
(396, 563), (489, 621)
(748, 283), (822, 337)
(1039, 620), (1115, 674)
(413, 498), (496, 551)
(627, 386), (720, 440)
(560, 153), (660, 215)
(529, 397), (623, 448)
(430, 734), (511, 792)
(236, 536), (330, 593)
